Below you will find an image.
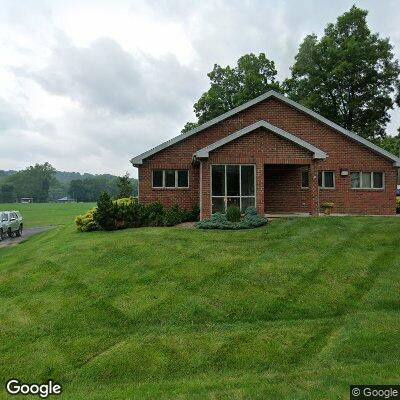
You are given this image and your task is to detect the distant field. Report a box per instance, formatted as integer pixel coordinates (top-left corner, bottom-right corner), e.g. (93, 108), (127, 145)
(0, 217), (399, 399)
(0, 202), (95, 227)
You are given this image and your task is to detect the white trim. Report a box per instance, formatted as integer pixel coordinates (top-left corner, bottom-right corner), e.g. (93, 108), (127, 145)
(318, 170), (336, 189)
(210, 164), (256, 214)
(151, 169), (189, 189)
(130, 90), (400, 167)
(199, 161), (203, 219)
(350, 171), (385, 190)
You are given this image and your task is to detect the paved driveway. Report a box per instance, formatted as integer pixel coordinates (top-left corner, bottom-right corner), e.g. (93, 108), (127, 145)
(0, 226), (51, 249)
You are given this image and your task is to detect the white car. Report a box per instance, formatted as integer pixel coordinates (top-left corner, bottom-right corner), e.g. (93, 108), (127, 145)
(0, 211), (23, 240)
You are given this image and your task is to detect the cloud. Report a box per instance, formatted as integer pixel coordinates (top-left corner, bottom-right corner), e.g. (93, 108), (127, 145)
(0, 0), (399, 176)
(25, 35), (201, 117)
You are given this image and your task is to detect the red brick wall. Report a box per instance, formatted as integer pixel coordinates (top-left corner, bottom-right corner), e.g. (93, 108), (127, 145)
(136, 97), (397, 216)
(264, 165), (310, 213)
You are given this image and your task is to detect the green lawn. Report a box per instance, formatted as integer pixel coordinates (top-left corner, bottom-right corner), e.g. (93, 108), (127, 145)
(0, 217), (399, 399)
(0, 202), (95, 228)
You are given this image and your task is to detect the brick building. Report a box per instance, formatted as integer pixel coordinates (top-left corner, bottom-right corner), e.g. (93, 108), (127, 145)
(131, 91), (399, 219)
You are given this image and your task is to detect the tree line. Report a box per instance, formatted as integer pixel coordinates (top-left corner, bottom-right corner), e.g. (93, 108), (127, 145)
(0, 163), (138, 203)
(182, 6), (400, 155)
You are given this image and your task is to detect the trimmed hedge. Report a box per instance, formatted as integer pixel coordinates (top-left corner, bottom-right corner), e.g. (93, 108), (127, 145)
(75, 195), (200, 232)
(397, 197), (400, 214)
(196, 207), (267, 230)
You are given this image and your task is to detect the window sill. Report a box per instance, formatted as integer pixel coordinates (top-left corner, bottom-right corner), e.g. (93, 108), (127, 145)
(351, 188), (384, 191)
(301, 187), (309, 190)
(319, 187), (336, 190)
(152, 187), (190, 190)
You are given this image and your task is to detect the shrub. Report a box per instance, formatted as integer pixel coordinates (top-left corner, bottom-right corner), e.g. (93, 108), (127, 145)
(76, 197), (200, 232)
(75, 208), (100, 232)
(321, 201), (334, 209)
(396, 197), (400, 214)
(226, 205), (241, 222)
(196, 207), (266, 230)
(93, 192), (119, 231)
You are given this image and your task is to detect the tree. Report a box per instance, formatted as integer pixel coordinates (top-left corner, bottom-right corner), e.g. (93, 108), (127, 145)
(7, 162), (56, 202)
(93, 192), (117, 231)
(116, 173), (133, 198)
(375, 133), (400, 156)
(183, 53), (281, 129)
(0, 184), (16, 203)
(181, 121), (199, 133)
(285, 6), (400, 140)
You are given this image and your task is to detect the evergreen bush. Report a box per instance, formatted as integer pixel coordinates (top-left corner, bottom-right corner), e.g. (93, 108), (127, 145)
(226, 205), (241, 222)
(196, 207), (266, 230)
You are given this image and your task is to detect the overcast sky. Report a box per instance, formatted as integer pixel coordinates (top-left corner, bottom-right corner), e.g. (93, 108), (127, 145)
(1, 0), (399, 176)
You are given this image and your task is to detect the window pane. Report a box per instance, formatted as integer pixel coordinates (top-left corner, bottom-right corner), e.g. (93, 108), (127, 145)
(351, 172), (360, 188)
(212, 165), (225, 196)
(318, 171), (323, 187)
(241, 165), (255, 196)
(177, 170), (188, 187)
(241, 197), (255, 212)
(361, 172), (371, 188)
(212, 197), (225, 214)
(301, 170), (309, 188)
(373, 172), (383, 188)
(153, 170), (163, 187)
(227, 197), (240, 208)
(165, 170), (176, 187)
(324, 171), (334, 188)
(227, 165), (240, 196)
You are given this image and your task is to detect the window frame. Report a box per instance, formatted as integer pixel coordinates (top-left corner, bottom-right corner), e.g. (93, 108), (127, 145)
(350, 171), (385, 190)
(318, 171), (335, 189)
(301, 169), (309, 189)
(210, 164), (256, 214)
(152, 169), (189, 189)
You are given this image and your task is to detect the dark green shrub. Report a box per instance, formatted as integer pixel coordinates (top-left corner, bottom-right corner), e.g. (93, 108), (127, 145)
(77, 197), (199, 232)
(143, 202), (165, 226)
(226, 205), (241, 222)
(93, 192), (118, 231)
(196, 207), (266, 230)
(396, 197), (400, 214)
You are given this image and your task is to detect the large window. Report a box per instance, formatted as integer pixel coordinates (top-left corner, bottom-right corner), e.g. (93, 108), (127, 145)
(351, 172), (384, 189)
(318, 171), (335, 189)
(152, 170), (189, 188)
(211, 164), (255, 213)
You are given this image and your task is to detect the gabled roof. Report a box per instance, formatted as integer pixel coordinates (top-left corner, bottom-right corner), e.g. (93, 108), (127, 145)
(194, 120), (327, 160)
(130, 90), (400, 166)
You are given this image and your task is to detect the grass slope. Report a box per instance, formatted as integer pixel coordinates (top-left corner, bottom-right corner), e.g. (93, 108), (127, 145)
(0, 202), (95, 228)
(0, 217), (399, 399)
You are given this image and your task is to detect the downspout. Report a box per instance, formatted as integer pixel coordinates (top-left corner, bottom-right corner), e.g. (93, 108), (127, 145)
(199, 160), (203, 220)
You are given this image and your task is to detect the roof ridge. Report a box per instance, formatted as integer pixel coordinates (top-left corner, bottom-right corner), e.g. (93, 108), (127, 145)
(131, 90), (400, 166)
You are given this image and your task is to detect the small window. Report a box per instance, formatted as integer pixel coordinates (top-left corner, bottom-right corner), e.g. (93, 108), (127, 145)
(152, 170), (163, 187)
(351, 172), (360, 188)
(152, 169), (189, 188)
(165, 170), (176, 187)
(361, 172), (371, 189)
(373, 172), (383, 189)
(351, 171), (384, 189)
(177, 170), (188, 188)
(301, 170), (309, 188)
(318, 171), (335, 189)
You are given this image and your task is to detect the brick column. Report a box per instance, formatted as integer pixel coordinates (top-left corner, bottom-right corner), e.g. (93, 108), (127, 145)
(309, 161), (319, 215)
(256, 163), (265, 215)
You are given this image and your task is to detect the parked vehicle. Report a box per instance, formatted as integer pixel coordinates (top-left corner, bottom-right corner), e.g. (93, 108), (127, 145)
(0, 211), (23, 239)
(396, 186), (400, 196)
